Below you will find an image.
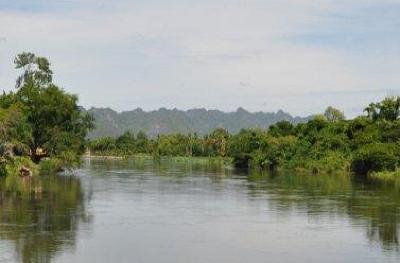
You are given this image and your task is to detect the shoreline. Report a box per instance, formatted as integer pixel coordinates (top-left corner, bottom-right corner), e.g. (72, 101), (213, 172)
(82, 154), (125, 159)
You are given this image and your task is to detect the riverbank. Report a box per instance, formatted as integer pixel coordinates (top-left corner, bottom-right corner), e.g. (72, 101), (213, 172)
(84, 153), (232, 165)
(84, 152), (400, 182)
(87, 98), (400, 181)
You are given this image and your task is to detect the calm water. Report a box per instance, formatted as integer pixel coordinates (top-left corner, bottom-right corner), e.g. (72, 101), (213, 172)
(1, 158), (400, 263)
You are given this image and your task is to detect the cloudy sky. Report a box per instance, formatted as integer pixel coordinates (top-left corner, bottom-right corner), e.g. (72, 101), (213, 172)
(0, 0), (399, 117)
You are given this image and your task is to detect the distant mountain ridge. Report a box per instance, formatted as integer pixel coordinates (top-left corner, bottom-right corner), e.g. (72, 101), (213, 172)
(87, 107), (312, 139)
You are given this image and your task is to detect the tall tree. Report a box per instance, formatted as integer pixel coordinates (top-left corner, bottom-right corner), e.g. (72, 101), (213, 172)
(364, 97), (400, 121)
(324, 106), (345, 122)
(11, 52), (94, 162)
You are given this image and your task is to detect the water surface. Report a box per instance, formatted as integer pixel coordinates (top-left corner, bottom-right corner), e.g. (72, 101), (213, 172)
(1, 158), (400, 263)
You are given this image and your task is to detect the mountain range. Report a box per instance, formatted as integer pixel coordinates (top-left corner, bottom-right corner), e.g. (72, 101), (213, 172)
(87, 107), (312, 139)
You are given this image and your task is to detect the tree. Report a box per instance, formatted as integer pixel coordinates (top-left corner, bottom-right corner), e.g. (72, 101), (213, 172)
(207, 128), (229, 157)
(351, 143), (400, 174)
(364, 97), (400, 121)
(89, 137), (116, 153)
(0, 105), (31, 144)
(10, 52), (94, 162)
(324, 106), (345, 122)
(269, 120), (295, 137)
(116, 131), (135, 154)
(14, 52), (53, 89)
(135, 131), (149, 153)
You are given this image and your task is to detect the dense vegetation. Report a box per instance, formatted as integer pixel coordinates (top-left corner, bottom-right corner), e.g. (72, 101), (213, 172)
(1, 53), (399, 180)
(87, 107), (311, 138)
(89, 99), (400, 179)
(0, 52), (94, 177)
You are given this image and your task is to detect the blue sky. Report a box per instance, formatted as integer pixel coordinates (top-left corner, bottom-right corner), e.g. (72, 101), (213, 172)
(0, 0), (399, 117)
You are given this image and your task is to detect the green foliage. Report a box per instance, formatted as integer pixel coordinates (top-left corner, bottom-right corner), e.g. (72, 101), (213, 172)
(0, 52), (93, 175)
(324, 106), (345, 122)
(4, 157), (38, 177)
(365, 97), (400, 121)
(88, 96), (400, 178)
(215, 97), (400, 176)
(228, 129), (267, 168)
(15, 82), (94, 161)
(39, 158), (64, 175)
(268, 121), (295, 137)
(205, 128), (229, 157)
(0, 105), (32, 144)
(89, 129), (231, 159)
(369, 170), (400, 181)
(85, 96), (400, 178)
(156, 134), (192, 156)
(89, 136), (117, 154)
(14, 52), (53, 89)
(0, 173), (87, 262)
(88, 107), (311, 139)
(352, 143), (400, 174)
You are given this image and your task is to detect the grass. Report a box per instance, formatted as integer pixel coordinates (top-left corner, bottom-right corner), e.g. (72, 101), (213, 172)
(167, 156), (232, 164)
(369, 170), (400, 181)
(3, 156), (38, 177)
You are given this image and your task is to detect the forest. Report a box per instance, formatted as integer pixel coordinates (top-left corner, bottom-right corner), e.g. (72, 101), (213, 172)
(89, 100), (400, 180)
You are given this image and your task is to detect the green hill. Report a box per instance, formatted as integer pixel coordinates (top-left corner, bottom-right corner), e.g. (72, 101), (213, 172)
(87, 107), (311, 138)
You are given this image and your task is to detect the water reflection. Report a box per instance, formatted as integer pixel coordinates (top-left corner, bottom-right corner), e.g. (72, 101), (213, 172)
(247, 171), (400, 251)
(2, 158), (400, 262)
(85, 157), (234, 178)
(86, 158), (400, 252)
(0, 174), (90, 263)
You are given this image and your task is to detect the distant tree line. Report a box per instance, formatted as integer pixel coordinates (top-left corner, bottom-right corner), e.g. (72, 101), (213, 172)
(89, 128), (230, 158)
(89, 98), (400, 179)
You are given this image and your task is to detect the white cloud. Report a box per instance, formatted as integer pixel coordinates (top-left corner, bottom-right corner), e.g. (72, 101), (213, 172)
(0, 0), (399, 116)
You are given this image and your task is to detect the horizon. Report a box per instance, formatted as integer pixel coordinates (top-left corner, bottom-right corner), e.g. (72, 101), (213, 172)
(87, 105), (310, 117)
(1, 0), (399, 118)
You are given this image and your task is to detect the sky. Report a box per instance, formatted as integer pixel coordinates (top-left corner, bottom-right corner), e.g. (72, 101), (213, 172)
(0, 0), (399, 117)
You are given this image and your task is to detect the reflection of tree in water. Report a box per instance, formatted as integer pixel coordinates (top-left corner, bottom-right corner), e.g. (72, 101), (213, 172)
(246, 171), (400, 252)
(0, 175), (91, 263)
(86, 157), (233, 179)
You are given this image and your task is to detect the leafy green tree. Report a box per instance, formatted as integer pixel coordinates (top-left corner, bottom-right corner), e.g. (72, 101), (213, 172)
(228, 129), (268, 168)
(269, 121), (295, 137)
(4, 52), (95, 162)
(364, 97), (400, 121)
(324, 106), (345, 122)
(14, 52), (53, 89)
(0, 105), (31, 144)
(116, 131), (135, 154)
(206, 128), (229, 157)
(352, 143), (400, 174)
(135, 131), (149, 153)
(89, 137), (116, 154)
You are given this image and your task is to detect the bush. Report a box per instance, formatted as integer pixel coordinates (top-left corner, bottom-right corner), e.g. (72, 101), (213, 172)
(3, 157), (38, 177)
(40, 151), (80, 175)
(351, 143), (400, 174)
(39, 158), (64, 175)
(306, 151), (350, 175)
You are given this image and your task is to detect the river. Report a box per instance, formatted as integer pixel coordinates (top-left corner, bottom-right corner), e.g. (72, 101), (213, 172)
(1, 158), (400, 262)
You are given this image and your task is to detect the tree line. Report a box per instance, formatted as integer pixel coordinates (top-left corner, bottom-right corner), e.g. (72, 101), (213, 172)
(89, 99), (400, 179)
(2, 52), (400, 180)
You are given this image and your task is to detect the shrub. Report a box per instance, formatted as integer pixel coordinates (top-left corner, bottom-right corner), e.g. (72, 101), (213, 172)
(4, 157), (38, 177)
(351, 143), (400, 174)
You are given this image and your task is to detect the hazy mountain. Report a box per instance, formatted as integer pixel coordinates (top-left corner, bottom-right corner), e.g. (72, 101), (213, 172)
(87, 107), (312, 138)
